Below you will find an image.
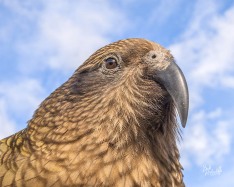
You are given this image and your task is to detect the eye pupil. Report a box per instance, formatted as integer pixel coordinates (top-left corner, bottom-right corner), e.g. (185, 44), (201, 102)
(152, 54), (156, 59)
(105, 57), (118, 69)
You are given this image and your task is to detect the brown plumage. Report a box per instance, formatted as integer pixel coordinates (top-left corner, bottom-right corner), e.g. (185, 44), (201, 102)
(0, 38), (189, 187)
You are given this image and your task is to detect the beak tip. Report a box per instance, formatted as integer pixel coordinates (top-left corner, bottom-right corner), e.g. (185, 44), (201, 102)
(181, 119), (187, 128)
(180, 107), (188, 128)
(178, 104), (188, 128)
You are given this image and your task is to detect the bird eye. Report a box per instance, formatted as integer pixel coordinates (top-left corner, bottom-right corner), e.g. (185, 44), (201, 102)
(105, 57), (118, 69)
(152, 54), (157, 59)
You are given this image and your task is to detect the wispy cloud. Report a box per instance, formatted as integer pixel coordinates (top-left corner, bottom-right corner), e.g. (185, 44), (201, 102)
(180, 108), (233, 168)
(0, 100), (16, 139)
(1, 0), (128, 73)
(170, 1), (234, 108)
(0, 78), (44, 115)
(0, 78), (45, 138)
(170, 0), (234, 169)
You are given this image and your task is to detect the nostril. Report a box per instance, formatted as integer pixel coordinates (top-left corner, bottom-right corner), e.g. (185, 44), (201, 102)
(152, 54), (157, 59)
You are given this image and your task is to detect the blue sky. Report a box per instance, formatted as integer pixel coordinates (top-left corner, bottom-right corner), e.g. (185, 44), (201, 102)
(0, 0), (234, 186)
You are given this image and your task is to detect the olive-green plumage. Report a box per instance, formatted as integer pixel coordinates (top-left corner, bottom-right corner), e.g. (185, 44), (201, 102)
(0, 38), (188, 187)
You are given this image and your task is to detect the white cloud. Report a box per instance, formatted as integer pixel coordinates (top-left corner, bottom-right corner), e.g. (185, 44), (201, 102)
(170, 1), (234, 168)
(170, 1), (234, 93)
(0, 78), (44, 115)
(1, 0), (128, 73)
(147, 0), (184, 25)
(0, 100), (16, 139)
(190, 6), (234, 88)
(0, 78), (45, 138)
(180, 109), (233, 168)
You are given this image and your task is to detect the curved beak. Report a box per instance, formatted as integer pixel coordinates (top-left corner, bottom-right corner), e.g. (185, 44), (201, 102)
(154, 61), (189, 127)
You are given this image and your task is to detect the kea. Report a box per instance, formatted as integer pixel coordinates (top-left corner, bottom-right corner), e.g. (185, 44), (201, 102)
(0, 38), (189, 187)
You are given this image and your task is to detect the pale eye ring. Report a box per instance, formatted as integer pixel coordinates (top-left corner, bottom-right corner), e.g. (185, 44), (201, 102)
(105, 57), (118, 69)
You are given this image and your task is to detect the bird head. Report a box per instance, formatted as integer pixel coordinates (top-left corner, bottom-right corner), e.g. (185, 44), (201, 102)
(32, 38), (188, 150)
(25, 38), (188, 186)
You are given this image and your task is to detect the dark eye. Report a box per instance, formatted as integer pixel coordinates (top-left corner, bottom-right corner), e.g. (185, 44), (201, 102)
(105, 57), (118, 69)
(152, 54), (157, 59)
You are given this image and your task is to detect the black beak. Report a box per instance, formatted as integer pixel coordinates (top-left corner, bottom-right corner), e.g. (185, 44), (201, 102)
(154, 61), (189, 127)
